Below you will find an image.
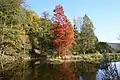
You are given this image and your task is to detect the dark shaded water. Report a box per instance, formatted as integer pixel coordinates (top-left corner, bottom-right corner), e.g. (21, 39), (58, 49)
(0, 60), (120, 80)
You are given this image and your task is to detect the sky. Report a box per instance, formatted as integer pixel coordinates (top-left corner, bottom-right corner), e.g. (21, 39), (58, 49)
(27, 0), (120, 43)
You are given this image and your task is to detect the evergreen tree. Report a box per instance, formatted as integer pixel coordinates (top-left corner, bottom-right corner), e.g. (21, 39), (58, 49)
(79, 15), (97, 54)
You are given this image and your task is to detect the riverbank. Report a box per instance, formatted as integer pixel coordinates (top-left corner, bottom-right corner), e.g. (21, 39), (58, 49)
(48, 54), (102, 64)
(0, 53), (30, 70)
(1, 53), (120, 67)
(48, 53), (120, 64)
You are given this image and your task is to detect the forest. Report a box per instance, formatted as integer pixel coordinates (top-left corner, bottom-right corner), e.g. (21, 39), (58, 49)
(0, 0), (118, 65)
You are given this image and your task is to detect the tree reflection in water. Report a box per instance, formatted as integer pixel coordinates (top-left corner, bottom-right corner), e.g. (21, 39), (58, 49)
(0, 60), (102, 80)
(54, 62), (76, 80)
(74, 62), (99, 80)
(99, 61), (120, 80)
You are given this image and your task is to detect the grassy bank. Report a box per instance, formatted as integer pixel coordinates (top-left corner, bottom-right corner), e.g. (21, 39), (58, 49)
(49, 53), (120, 64)
(104, 53), (120, 61)
(49, 54), (102, 64)
(1, 52), (120, 66)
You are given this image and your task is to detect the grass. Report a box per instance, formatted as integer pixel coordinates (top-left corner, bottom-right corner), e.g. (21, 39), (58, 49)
(2, 52), (120, 65)
(48, 53), (120, 64)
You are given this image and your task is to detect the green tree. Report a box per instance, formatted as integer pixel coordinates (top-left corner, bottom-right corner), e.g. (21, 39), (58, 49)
(26, 10), (42, 56)
(26, 10), (54, 56)
(96, 42), (114, 53)
(79, 15), (97, 54)
(37, 12), (54, 56)
(0, 0), (27, 55)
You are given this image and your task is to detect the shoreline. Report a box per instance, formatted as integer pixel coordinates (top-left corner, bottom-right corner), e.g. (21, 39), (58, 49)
(1, 53), (120, 66)
(0, 54), (31, 67)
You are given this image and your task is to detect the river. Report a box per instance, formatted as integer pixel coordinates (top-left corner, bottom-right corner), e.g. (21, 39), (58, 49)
(0, 60), (120, 80)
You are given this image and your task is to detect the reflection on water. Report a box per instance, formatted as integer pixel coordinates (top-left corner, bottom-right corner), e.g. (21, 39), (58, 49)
(97, 62), (120, 80)
(0, 60), (120, 80)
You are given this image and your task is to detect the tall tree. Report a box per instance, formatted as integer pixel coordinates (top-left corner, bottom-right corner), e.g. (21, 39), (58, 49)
(0, 0), (27, 54)
(38, 12), (53, 55)
(26, 10), (53, 56)
(52, 5), (74, 55)
(71, 17), (81, 54)
(79, 15), (97, 54)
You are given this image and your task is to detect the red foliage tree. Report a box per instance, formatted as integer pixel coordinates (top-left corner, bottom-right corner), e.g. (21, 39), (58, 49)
(52, 5), (74, 55)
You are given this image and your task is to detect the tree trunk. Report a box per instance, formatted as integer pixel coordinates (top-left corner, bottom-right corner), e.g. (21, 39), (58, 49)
(1, 49), (4, 70)
(83, 51), (85, 55)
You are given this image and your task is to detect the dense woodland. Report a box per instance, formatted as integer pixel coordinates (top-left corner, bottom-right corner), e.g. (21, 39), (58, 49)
(0, 0), (116, 59)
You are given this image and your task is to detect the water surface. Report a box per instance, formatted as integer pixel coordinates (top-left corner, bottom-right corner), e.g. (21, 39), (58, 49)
(0, 60), (120, 80)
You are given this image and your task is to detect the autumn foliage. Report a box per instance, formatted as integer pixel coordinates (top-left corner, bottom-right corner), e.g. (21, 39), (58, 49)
(52, 5), (74, 55)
